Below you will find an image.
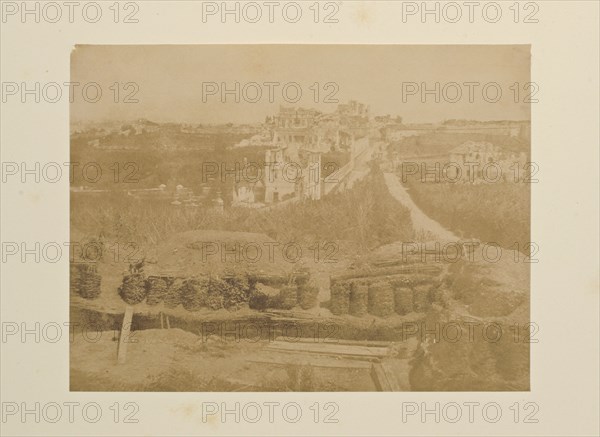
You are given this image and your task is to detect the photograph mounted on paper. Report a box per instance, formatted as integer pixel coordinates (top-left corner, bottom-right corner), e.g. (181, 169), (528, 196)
(69, 45), (531, 391)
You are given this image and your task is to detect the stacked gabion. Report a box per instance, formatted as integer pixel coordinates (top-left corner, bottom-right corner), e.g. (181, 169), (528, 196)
(205, 278), (226, 310)
(412, 284), (432, 312)
(77, 263), (102, 299)
(393, 286), (414, 315)
(118, 272), (147, 305)
(248, 290), (270, 311)
(70, 263), (82, 295)
(164, 278), (183, 308)
(278, 285), (298, 310)
(349, 281), (368, 316)
(249, 283), (279, 311)
(297, 282), (319, 310)
(180, 278), (208, 311)
(222, 273), (250, 311)
(329, 281), (351, 315)
(145, 277), (168, 306)
(368, 281), (394, 318)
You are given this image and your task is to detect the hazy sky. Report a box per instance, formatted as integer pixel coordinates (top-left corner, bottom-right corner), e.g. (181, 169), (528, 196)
(71, 45), (530, 124)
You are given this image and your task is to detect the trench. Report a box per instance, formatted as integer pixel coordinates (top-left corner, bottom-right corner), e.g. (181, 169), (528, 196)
(70, 305), (425, 343)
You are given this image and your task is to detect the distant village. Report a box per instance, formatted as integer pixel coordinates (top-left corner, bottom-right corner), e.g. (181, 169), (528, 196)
(71, 101), (531, 209)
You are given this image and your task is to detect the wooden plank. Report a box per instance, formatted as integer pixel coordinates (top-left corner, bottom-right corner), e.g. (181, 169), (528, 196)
(267, 341), (389, 357)
(266, 341), (389, 358)
(274, 336), (391, 348)
(370, 257), (424, 267)
(371, 363), (392, 391)
(380, 360), (407, 391)
(263, 348), (382, 362)
(117, 306), (134, 364)
(248, 353), (373, 370)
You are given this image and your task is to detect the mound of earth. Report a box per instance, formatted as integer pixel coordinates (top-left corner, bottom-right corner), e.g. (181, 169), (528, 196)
(365, 240), (529, 318)
(445, 250), (529, 318)
(145, 230), (293, 278)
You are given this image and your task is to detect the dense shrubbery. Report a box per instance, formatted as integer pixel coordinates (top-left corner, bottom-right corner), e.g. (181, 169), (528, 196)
(71, 166), (413, 250)
(404, 177), (530, 250)
(261, 166), (413, 248)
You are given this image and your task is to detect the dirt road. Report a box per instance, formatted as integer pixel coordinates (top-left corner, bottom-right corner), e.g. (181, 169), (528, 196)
(383, 172), (458, 242)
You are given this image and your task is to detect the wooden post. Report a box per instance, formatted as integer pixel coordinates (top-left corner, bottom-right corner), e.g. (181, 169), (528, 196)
(165, 314), (171, 329)
(160, 312), (164, 329)
(117, 305), (134, 364)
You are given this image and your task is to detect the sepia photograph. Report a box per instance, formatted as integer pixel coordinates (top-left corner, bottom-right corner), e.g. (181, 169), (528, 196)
(69, 45), (532, 392)
(2, 1), (600, 435)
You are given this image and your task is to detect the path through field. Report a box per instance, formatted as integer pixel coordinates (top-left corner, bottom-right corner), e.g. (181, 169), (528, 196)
(383, 172), (458, 242)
